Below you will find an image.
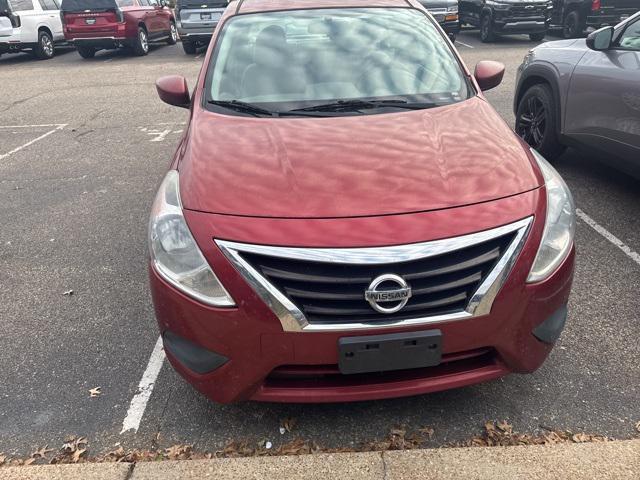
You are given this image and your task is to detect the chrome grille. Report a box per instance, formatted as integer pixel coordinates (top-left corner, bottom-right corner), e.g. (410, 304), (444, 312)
(217, 217), (532, 332)
(239, 236), (509, 324)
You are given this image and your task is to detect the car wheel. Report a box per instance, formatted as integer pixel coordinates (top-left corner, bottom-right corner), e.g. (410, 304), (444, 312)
(167, 22), (178, 45)
(515, 84), (565, 159)
(34, 30), (55, 60)
(480, 15), (495, 43)
(133, 27), (149, 56)
(448, 33), (457, 43)
(562, 11), (582, 39)
(529, 32), (545, 41)
(77, 46), (96, 59)
(182, 40), (197, 54)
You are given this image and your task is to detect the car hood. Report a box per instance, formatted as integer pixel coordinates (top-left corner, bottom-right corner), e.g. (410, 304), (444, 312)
(536, 38), (586, 50)
(179, 96), (541, 219)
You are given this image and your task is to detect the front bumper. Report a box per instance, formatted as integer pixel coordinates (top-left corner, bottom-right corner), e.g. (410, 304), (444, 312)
(440, 20), (461, 35)
(150, 188), (575, 403)
(493, 19), (548, 34)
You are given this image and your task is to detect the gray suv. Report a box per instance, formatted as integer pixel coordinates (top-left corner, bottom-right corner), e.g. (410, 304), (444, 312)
(514, 11), (640, 172)
(176, 0), (227, 54)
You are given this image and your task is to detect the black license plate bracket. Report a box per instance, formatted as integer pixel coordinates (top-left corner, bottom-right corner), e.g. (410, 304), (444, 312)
(338, 330), (442, 375)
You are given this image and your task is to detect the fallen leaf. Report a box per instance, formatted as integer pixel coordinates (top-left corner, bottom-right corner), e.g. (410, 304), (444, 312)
(276, 438), (310, 455)
(63, 290), (74, 296)
(89, 387), (101, 398)
(32, 446), (53, 458)
(418, 427), (435, 438)
(0, 454), (6, 466)
(572, 433), (590, 443)
(164, 444), (192, 460)
(72, 448), (86, 463)
(635, 421), (640, 433)
(496, 420), (513, 434)
(23, 458), (36, 466)
(280, 417), (297, 433)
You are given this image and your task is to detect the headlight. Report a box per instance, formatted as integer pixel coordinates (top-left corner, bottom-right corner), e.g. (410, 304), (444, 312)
(527, 150), (576, 283)
(447, 6), (458, 12)
(149, 170), (235, 306)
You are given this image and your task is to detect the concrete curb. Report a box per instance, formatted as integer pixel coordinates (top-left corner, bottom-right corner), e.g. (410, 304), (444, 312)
(2, 439), (639, 479)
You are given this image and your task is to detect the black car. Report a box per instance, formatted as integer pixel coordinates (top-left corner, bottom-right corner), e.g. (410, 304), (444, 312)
(550, 0), (639, 38)
(419, 0), (461, 41)
(460, 0), (552, 42)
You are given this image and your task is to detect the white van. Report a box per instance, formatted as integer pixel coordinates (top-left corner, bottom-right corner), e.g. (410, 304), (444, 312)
(0, 0), (64, 59)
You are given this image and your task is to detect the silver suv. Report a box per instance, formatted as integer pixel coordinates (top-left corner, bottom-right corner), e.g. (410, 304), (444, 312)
(175, 0), (226, 54)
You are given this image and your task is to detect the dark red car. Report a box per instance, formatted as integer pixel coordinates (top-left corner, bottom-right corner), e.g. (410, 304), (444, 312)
(149, 0), (576, 404)
(61, 0), (176, 58)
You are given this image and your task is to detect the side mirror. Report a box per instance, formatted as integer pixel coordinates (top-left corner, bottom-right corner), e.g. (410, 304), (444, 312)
(474, 60), (505, 92)
(156, 75), (190, 108)
(586, 26), (614, 51)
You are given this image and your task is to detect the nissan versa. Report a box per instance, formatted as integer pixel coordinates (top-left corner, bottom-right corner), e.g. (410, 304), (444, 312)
(148, 0), (576, 404)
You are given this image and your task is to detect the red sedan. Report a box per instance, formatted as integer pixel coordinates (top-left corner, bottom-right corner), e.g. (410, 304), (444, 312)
(149, 0), (576, 403)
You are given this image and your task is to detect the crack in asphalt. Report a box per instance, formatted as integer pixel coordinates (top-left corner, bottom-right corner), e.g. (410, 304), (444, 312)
(124, 462), (136, 480)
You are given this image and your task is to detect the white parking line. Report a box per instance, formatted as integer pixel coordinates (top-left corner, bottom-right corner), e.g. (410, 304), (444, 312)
(0, 124), (66, 128)
(456, 40), (474, 49)
(0, 124), (67, 161)
(577, 208), (640, 266)
(121, 336), (165, 434)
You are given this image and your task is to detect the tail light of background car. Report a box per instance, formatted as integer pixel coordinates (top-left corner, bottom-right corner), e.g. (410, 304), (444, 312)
(591, 0), (601, 11)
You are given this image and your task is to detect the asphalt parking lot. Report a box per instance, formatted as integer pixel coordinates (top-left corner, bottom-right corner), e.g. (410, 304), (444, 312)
(1, 28), (639, 458)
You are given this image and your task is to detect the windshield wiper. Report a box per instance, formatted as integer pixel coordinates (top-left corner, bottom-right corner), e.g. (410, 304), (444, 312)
(289, 99), (438, 113)
(208, 100), (332, 118)
(208, 99), (275, 117)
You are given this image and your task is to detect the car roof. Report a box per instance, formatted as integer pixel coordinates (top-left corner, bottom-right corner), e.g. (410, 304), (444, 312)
(234, 0), (412, 15)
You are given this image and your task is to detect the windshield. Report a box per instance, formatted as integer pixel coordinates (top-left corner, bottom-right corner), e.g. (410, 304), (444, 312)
(61, 0), (116, 12)
(7, 0), (33, 11)
(178, 0), (226, 8)
(206, 8), (471, 116)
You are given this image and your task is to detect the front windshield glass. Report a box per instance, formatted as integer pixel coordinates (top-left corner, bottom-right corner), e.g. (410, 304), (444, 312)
(206, 8), (471, 115)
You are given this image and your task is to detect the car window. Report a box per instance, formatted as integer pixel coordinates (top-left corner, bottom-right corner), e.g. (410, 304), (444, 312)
(206, 8), (470, 114)
(38, 0), (57, 9)
(617, 18), (640, 51)
(8, 0), (33, 10)
(147, 0), (157, 5)
(116, 0), (133, 5)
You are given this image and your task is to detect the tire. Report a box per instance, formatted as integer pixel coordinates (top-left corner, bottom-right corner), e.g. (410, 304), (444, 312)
(515, 84), (565, 159)
(132, 27), (149, 56)
(167, 22), (178, 45)
(182, 40), (197, 54)
(77, 46), (96, 59)
(448, 33), (457, 43)
(562, 10), (583, 39)
(34, 30), (54, 60)
(480, 14), (496, 43)
(529, 32), (545, 41)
